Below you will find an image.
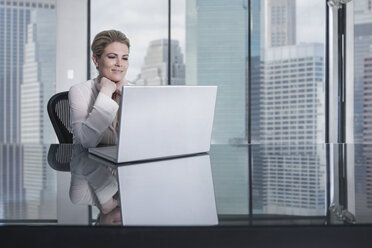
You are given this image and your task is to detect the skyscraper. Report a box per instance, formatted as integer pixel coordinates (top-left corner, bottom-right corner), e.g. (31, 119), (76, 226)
(0, 0), (57, 221)
(354, 0), (372, 222)
(358, 56), (372, 222)
(263, 0), (296, 49)
(0, 144), (24, 219)
(255, 43), (326, 216)
(251, 0), (263, 143)
(135, 39), (185, 86)
(186, 0), (248, 144)
(261, 44), (325, 144)
(21, 8), (56, 143)
(354, 0), (372, 143)
(252, 0), (326, 215)
(0, 0), (56, 143)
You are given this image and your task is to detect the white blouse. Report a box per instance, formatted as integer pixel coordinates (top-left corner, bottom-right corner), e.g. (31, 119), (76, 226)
(69, 78), (120, 148)
(69, 145), (118, 207)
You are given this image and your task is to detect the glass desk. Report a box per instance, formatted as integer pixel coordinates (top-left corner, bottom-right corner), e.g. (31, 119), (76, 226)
(1, 143), (372, 247)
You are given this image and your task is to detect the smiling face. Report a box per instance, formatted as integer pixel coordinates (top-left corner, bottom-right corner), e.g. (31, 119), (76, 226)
(92, 42), (129, 83)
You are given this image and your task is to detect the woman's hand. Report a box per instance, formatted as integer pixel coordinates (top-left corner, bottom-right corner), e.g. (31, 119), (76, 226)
(100, 197), (119, 215)
(114, 78), (127, 96)
(98, 77), (117, 97)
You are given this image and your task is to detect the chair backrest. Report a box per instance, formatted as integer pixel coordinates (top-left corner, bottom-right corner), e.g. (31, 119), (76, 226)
(47, 144), (72, 171)
(47, 91), (73, 143)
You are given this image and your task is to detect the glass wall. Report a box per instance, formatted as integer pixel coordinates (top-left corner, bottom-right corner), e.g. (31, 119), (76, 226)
(0, 0), (346, 218)
(0, 0), (56, 144)
(90, 0), (168, 84)
(250, 0), (327, 215)
(251, 0), (326, 145)
(184, 0), (248, 146)
(89, 0), (329, 216)
(0, 0), (57, 220)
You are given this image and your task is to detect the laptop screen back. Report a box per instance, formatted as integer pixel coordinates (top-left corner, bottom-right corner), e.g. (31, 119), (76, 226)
(116, 86), (217, 162)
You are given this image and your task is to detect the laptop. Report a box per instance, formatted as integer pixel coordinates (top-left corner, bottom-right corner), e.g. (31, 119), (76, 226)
(88, 85), (217, 163)
(116, 153), (218, 226)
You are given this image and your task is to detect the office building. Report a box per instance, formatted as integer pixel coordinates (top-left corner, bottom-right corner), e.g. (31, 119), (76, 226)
(210, 145), (248, 214)
(0, 0), (56, 143)
(135, 39), (185, 86)
(363, 55), (372, 143)
(19, 8), (57, 219)
(354, 0), (372, 222)
(357, 144), (372, 222)
(354, 0), (372, 24)
(21, 8), (56, 143)
(252, 145), (326, 216)
(252, 0), (297, 143)
(0, 1), (57, 221)
(364, 55), (372, 203)
(255, 44), (326, 216)
(357, 56), (372, 222)
(23, 144), (56, 219)
(263, 0), (296, 49)
(0, 144), (24, 219)
(186, 0), (248, 144)
(354, 0), (372, 143)
(252, 0), (326, 216)
(261, 43), (325, 144)
(250, 0), (262, 143)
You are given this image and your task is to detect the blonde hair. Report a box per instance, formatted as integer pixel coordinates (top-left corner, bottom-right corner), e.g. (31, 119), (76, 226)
(91, 30), (130, 58)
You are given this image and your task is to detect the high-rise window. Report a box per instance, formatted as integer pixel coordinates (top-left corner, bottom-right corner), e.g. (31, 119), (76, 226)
(0, 0), (56, 144)
(354, 0), (372, 143)
(353, 0), (372, 222)
(251, 0), (325, 145)
(90, 0), (168, 84)
(0, 0), (57, 220)
(185, 0), (248, 145)
(250, 0), (326, 216)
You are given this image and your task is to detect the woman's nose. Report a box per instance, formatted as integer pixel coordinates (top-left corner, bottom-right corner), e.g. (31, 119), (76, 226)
(115, 58), (122, 66)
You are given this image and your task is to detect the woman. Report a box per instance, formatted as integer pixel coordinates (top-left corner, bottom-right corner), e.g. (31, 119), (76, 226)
(69, 30), (130, 148)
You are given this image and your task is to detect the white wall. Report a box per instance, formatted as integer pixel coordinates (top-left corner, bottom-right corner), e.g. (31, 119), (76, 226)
(56, 0), (88, 92)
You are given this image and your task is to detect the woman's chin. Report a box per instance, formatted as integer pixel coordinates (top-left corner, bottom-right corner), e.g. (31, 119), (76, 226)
(106, 76), (123, 83)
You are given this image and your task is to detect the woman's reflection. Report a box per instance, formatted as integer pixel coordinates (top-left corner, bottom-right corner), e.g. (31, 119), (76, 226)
(69, 145), (121, 225)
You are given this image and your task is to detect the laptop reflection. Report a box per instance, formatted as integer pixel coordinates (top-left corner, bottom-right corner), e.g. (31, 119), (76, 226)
(116, 154), (218, 226)
(72, 148), (218, 226)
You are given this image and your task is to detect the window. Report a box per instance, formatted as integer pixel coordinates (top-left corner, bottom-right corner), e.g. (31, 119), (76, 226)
(90, 0), (168, 84)
(250, 0), (326, 216)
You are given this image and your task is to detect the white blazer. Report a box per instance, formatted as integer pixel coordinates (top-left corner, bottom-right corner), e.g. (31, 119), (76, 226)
(69, 78), (120, 148)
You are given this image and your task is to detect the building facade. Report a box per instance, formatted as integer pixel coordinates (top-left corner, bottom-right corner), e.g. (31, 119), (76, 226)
(0, 0), (56, 143)
(135, 39), (185, 86)
(186, 0), (248, 144)
(21, 8), (56, 143)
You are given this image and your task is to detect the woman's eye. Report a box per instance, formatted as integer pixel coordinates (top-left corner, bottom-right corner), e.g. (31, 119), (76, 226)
(108, 56), (116, 59)
(122, 57), (128, 61)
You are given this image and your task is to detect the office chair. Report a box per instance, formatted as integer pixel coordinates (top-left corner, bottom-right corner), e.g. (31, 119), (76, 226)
(47, 91), (73, 143)
(47, 144), (72, 171)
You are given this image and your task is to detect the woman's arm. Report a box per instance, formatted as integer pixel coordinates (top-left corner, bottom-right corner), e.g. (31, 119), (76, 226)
(69, 82), (119, 148)
(70, 145), (118, 209)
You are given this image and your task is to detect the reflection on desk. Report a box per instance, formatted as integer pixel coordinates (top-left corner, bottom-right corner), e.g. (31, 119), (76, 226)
(1, 143), (372, 226)
(70, 145), (218, 226)
(115, 153), (217, 226)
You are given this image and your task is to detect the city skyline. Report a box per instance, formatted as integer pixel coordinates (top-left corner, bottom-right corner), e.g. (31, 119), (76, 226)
(1, 0), (372, 221)
(91, 0), (324, 82)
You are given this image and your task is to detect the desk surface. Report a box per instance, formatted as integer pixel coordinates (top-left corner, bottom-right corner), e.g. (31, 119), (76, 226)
(1, 143), (372, 247)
